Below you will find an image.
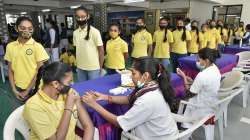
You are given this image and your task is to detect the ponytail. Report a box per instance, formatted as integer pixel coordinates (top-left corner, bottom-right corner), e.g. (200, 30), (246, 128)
(195, 27), (200, 43)
(163, 28), (168, 42)
(32, 65), (45, 95)
(181, 27), (187, 41)
(85, 21), (91, 40)
(157, 64), (175, 109)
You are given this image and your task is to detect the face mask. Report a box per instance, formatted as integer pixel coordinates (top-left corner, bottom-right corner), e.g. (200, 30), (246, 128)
(136, 25), (145, 31)
(177, 26), (183, 30)
(77, 20), (87, 26)
(191, 26), (197, 30)
(109, 31), (119, 39)
(159, 25), (167, 30)
(210, 25), (216, 28)
(19, 31), (33, 39)
(58, 83), (71, 94)
(196, 61), (206, 71)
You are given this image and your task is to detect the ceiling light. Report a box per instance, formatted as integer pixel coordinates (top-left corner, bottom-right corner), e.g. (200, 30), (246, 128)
(42, 9), (51, 12)
(124, 0), (145, 3)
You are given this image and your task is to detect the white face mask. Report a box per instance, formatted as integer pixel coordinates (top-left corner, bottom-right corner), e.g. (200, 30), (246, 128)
(196, 61), (206, 71)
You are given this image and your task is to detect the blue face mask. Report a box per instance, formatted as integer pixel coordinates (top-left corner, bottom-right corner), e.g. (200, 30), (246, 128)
(196, 61), (206, 71)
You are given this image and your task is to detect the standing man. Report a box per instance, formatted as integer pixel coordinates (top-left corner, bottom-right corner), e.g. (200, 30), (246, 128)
(4, 16), (49, 101)
(73, 6), (104, 82)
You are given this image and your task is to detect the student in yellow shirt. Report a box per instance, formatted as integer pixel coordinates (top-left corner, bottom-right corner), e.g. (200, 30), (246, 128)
(171, 19), (191, 72)
(60, 48), (69, 64)
(4, 16), (49, 101)
(234, 21), (246, 44)
(105, 23), (128, 75)
(131, 17), (153, 58)
(188, 20), (203, 54)
(216, 20), (225, 46)
(222, 24), (233, 45)
(73, 6), (104, 82)
(153, 17), (173, 69)
(68, 50), (77, 72)
(200, 24), (211, 49)
(23, 62), (94, 140)
(207, 20), (221, 49)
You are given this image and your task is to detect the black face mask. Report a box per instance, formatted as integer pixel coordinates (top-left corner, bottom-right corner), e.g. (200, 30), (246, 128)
(210, 25), (216, 28)
(159, 25), (167, 30)
(177, 26), (183, 30)
(240, 25), (244, 27)
(77, 20), (87, 26)
(191, 26), (197, 30)
(58, 84), (71, 94)
(136, 25), (145, 31)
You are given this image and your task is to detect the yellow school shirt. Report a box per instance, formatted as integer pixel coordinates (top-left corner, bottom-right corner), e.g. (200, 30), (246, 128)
(23, 89), (81, 140)
(60, 52), (69, 64)
(132, 29), (152, 58)
(172, 30), (191, 54)
(207, 28), (221, 49)
(235, 27), (245, 38)
(73, 26), (103, 70)
(4, 38), (49, 89)
(188, 31), (203, 53)
(200, 31), (211, 49)
(222, 28), (229, 44)
(153, 29), (174, 58)
(68, 55), (76, 66)
(105, 37), (128, 69)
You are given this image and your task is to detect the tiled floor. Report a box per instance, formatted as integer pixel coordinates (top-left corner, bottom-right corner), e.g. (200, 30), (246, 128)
(1, 76), (250, 140)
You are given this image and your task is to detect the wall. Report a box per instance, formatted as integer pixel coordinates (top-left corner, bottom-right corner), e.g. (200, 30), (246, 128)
(190, 0), (214, 25)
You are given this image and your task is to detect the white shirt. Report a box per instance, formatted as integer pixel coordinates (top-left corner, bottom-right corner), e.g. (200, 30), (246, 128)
(49, 28), (56, 45)
(185, 23), (191, 31)
(117, 89), (178, 140)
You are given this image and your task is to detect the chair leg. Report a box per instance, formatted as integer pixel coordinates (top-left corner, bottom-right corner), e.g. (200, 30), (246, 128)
(218, 118), (224, 140)
(223, 107), (228, 128)
(243, 84), (249, 108)
(204, 124), (214, 140)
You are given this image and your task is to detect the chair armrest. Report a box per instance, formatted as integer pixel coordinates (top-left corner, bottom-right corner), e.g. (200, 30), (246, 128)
(171, 113), (196, 123)
(180, 100), (201, 107)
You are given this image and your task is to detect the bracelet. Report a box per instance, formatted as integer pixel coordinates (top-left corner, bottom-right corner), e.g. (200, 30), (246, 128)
(107, 96), (112, 104)
(64, 108), (73, 114)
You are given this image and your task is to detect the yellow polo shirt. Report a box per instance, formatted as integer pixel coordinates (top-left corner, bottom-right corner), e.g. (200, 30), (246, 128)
(105, 37), (128, 69)
(235, 27), (245, 38)
(73, 26), (103, 70)
(207, 28), (221, 49)
(4, 38), (49, 89)
(60, 52), (69, 64)
(172, 30), (191, 54)
(153, 29), (173, 58)
(23, 89), (81, 140)
(200, 31), (211, 49)
(188, 31), (203, 53)
(131, 29), (152, 58)
(68, 55), (76, 66)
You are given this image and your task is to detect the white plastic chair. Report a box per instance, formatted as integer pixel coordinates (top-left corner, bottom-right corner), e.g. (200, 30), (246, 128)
(121, 114), (212, 140)
(233, 51), (250, 72)
(178, 88), (242, 140)
(4, 105), (100, 140)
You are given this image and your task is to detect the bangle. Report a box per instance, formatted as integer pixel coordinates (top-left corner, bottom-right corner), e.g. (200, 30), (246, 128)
(107, 96), (112, 104)
(64, 108), (73, 114)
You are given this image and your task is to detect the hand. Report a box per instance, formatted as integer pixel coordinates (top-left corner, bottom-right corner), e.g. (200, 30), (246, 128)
(82, 92), (98, 108)
(176, 68), (186, 78)
(19, 90), (29, 99)
(13, 89), (23, 101)
(89, 91), (107, 101)
(65, 91), (80, 110)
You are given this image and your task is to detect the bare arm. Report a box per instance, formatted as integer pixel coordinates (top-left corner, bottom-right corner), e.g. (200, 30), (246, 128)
(76, 100), (94, 140)
(186, 40), (191, 51)
(98, 46), (105, 70)
(8, 62), (18, 94)
(124, 52), (128, 66)
(147, 44), (153, 56)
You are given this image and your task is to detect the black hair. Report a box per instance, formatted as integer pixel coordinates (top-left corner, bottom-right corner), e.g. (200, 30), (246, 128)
(159, 17), (168, 42)
(61, 23), (65, 27)
(198, 48), (221, 64)
(177, 18), (187, 41)
(191, 20), (200, 43)
(246, 24), (250, 31)
(133, 57), (175, 109)
(108, 23), (121, 31)
(15, 16), (34, 28)
(33, 62), (72, 94)
(184, 18), (191, 23)
(75, 6), (91, 40)
(136, 17), (145, 24)
(216, 20), (223, 35)
(61, 48), (66, 53)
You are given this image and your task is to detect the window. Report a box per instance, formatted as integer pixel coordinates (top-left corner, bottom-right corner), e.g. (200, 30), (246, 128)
(213, 5), (242, 25)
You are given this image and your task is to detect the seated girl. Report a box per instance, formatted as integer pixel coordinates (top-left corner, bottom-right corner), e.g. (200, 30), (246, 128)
(82, 57), (179, 140)
(177, 48), (221, 128)
(23, 62), (94, 140)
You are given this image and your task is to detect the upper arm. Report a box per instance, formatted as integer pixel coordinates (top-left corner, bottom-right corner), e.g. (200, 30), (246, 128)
(147, 33), (153, 45)
(23, 104), (56, 140)
(122, 42), (128, 53)
(190, 74), (204, 94)
(168, 31), (174, 43)
(35, 44), (49, 62)
(4, 44), (12, 62)
(117, 100), (152, 131)
(94, 30), (104, 47)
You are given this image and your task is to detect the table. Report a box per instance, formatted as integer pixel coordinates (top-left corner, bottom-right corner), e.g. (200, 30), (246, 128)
(223, 45), (250, 55)
(178, 54), (238, 79)
(72, 73), (184, 140)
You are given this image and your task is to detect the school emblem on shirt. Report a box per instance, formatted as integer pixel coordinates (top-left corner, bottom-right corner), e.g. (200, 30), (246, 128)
(26, 48), (33, 55)
(141, 36), (146, 42)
